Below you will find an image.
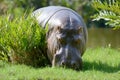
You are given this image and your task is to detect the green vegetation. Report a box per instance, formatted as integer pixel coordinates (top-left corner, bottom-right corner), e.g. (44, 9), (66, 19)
(92, 0), (120, 29)
(0, 47), (120, 80)
(0, 12), (49, 67)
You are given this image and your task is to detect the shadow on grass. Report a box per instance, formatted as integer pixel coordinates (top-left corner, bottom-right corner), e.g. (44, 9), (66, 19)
(83, 61), (120, 73)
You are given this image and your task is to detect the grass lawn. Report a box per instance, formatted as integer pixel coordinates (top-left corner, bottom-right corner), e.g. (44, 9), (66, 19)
(0, 47), (120, 80)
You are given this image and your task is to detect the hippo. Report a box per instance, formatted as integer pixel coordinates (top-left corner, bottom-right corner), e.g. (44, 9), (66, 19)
(32, 6), (88, 70)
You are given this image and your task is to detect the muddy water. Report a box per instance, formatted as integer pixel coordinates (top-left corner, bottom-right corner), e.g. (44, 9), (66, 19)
(87, 28), (120, 49)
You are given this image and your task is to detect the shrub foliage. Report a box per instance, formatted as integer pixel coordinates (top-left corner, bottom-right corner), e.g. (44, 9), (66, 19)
(92, 0), (120, 29)
(0, 13), (49, 67)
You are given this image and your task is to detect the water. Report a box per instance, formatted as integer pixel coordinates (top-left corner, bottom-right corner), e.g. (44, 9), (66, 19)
(87, 28), (120, 49)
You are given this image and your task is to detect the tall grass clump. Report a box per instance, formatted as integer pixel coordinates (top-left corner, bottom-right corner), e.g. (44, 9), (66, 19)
(0, 13), (49, 67)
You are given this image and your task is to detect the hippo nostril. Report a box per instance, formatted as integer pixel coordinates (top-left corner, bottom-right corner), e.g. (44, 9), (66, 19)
(61, 60), (66, 66)
(71, 61), (78, 68)
(72, 63), (76, 67)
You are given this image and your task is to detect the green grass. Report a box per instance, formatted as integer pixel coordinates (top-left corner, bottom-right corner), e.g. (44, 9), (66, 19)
(0, 47), (120, 80)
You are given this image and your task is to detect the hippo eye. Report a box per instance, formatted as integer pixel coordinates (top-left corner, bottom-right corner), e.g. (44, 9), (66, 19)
(59, 37), (66, 44)
(57, 37), (66, 45)
(75, 39), (80, 44)
(56, 34), (66, 44)
(73, 35), (81, 44)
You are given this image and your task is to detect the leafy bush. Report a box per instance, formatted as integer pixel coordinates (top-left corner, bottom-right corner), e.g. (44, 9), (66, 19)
(91, 0), (120, 29)
(0, 13), (49, 67)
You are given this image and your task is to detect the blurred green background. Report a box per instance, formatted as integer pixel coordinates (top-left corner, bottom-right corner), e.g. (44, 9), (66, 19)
(0, 0), (106, 28)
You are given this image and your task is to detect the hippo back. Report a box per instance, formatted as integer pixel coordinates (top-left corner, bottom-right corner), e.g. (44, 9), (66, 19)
(32, 6), (87, 43)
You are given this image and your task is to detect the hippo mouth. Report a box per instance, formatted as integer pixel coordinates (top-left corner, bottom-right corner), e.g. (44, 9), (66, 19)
(52, 46), (83, 70)
(53, 53), (83, 70)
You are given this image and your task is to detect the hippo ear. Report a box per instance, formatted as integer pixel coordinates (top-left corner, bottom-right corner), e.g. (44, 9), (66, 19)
(57, 26), (62, 33)
(77, 27), (83, 33)
(57, 26), (60, 30)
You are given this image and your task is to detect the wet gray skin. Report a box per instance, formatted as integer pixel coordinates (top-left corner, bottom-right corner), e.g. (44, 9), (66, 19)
(32, 6), (87, 70)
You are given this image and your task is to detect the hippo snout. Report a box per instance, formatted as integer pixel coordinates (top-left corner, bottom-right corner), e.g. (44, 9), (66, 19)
(53, 45), (83, 70)
(60, 58), (82, 70)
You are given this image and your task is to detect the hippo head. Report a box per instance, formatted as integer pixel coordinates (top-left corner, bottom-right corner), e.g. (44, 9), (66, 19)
(53, 26), (83, 70)
(46, 13), (86, 70)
